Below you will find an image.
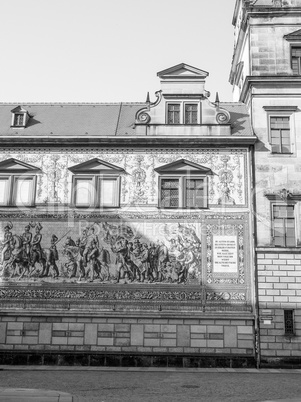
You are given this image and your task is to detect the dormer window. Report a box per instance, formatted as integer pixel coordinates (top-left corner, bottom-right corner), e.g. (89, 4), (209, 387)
(14, 113), (24, 126)
(167, 103), (200, 125)
(11, 106), (30, 128)
(69, 158), (125, 208)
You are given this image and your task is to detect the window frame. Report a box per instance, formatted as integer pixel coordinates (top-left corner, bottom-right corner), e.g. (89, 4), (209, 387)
(263, 106), (297, 155)
(0, 174), (37, 207)
(166, 103), (181, 125)
(269, 115), (291, 154)
(184, 102), (199, 124)
(166, 102), (200, 125)
(271, 203), (296, 247)
(71, 174), (121, 209)
(291, 45), (301, 75)
(158, 175), (208, 209)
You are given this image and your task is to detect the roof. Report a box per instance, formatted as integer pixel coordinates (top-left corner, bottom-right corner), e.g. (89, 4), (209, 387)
(0, 103), (144, 136)
(220, 102), (253, 137)
(0, 101), (254, 138)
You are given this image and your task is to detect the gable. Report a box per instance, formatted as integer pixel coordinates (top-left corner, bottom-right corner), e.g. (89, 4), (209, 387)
(69, 158), (125, 174)
(154, 159), (213, 175)
(0, 158), (41, 173)
(157, 63), (209, 79)
(11, 106), (28, 114)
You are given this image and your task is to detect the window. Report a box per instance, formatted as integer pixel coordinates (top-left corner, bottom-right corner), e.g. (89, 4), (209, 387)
(167, 104), (180, 124)
(10, 106), (30, 128)
(284, 309), (295, 336)
(273, 205), (295, 247)
(160, 176), (207, 209)
(185, 104), (198, 124)
(72, 176), (120, 208)
(0, 158), (40, 207)
(292, 47), (301, 75)
(0, 175), (36, 206)
(156, 159), (211, 209)
(270, 116), (291, 153)
(13, 113), (24, 127)
(69, 158), (125, 208)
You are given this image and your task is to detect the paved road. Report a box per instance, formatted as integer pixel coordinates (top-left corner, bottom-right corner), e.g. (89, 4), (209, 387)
(0, 367), (301, 402)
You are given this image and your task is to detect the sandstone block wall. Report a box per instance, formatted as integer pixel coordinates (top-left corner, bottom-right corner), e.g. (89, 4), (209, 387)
(0, 313), (254, 358)
(257, 250), (301, 359)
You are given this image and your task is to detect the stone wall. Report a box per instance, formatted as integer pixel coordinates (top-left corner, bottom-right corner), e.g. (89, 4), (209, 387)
(0, 312), (255, 367)
(257, 250), (301, 364)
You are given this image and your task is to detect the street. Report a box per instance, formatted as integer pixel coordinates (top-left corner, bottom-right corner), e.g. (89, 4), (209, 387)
(0, 368), (301, 402)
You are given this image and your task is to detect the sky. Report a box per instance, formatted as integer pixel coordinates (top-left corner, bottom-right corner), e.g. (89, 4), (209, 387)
(0, 0), (237, 103)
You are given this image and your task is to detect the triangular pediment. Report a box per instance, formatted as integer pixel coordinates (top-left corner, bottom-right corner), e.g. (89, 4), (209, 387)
(0, 158), (41, 173)
(69, 158), (125, 174)
(155, 159), (212, 174)
(284, 29), (301, 41)
(10, 105), (28, 114)
(157, 63), (209, 79)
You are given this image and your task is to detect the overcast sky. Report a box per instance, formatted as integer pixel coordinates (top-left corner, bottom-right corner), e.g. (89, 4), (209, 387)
(0, 0), (237, 103)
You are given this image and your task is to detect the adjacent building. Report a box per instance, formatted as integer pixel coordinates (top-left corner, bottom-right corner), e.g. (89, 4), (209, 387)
(230, 0), (301, 366)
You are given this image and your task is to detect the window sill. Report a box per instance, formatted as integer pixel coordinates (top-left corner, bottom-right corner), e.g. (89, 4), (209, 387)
(270, 152), (294, 156)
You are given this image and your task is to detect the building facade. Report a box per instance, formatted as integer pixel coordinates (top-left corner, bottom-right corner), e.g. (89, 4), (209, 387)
(0, 64), (257, 367)
(231, 0), (301, 366)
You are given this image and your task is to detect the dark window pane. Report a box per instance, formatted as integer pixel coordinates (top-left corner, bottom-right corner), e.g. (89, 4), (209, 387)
(284, 310), (294, 335)
(167, 104), (180, 124)
(185, 179), (204, 207)
(185, 104), (198, 124)
(161, 179), (179, 207)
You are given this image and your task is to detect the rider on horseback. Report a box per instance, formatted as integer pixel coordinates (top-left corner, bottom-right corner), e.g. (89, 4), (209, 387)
(1, 222), (13, 265)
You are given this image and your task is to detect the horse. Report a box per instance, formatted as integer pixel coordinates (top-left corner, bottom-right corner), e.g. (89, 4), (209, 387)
(7, 235), (30, 279)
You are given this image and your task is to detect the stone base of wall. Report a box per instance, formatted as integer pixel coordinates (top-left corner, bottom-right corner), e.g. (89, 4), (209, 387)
(260, 357), (301, 369)
(0, 311), (255, 364)
(0, 351), (256, 368)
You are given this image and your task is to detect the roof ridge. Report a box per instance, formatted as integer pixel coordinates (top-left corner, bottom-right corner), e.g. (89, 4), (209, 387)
(0, 102), (146, 106)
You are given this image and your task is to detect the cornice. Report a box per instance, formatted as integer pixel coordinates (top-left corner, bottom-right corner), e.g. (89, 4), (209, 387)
(239, 75), (301, 102)
(0, 136), (257, 147)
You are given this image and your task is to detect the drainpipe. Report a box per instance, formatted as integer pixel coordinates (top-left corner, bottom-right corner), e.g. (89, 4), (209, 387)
(250, 94), (261, 369)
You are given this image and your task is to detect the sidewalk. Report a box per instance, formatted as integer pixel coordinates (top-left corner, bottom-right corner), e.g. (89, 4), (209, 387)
(1, 365), (301, 374)
(0, 388), (73, 401)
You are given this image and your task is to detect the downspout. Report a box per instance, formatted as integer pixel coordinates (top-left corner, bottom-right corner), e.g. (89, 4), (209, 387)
(250, 93), (261, 369)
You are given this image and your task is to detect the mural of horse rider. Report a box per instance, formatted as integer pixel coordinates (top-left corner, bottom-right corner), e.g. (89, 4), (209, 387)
(1, 221), (13, 265)
(83, 226), (99, 267)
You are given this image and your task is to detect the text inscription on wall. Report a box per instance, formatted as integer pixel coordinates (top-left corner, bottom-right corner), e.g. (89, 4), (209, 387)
(213, 235), (238, 273)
